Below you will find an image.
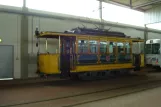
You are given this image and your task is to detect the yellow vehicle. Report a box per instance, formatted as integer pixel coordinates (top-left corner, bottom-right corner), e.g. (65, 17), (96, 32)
(35, 28), (144, 78)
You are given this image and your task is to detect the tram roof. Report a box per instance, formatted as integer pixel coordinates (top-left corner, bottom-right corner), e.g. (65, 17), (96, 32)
(35, 31), (144, 42)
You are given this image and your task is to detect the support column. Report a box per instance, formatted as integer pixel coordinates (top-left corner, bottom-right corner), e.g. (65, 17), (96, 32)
(99, 0), (104, 29)
(20, 0), (29, 78)
(130, 0), (132, 8)
(144, 24), (148, 58)
(144, 24), (148, 41)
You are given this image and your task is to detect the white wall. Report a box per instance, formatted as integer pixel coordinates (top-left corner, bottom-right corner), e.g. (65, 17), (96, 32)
(0, 12), (21, 79)
(104, 26), (144, 39)
(1, 10), (161, 78)
(148, 32), (161, 39)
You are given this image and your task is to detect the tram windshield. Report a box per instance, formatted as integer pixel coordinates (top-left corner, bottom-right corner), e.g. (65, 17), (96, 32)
(145, 43), (160, 54)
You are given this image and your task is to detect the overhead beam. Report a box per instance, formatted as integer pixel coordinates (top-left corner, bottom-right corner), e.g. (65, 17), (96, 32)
(133, 0), (161, 9)
(0, 6), (161, 34)
(145, 20), (161, 25)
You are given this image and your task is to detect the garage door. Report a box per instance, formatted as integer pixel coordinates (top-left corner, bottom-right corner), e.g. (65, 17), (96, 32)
(0, 45), (13, 80)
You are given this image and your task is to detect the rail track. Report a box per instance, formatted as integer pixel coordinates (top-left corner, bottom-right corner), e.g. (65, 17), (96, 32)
(1, 76), (161, 107)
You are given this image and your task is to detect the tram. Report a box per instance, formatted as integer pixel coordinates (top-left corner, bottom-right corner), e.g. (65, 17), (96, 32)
(145, 39), (161, 69)
(35, 28), (145, 78)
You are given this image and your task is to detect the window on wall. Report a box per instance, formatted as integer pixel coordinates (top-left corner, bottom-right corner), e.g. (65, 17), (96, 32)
(78, 40), (88, 53)
(102, 2), (144, 27)
(27, 0), (99, 19)
(0, 0), (23, 7)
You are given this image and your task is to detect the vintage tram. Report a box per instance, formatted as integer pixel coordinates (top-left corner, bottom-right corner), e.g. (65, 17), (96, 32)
(35, 28), (145, 79)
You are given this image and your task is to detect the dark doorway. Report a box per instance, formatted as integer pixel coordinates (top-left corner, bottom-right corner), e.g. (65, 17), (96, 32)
(60, 36), (76, 77)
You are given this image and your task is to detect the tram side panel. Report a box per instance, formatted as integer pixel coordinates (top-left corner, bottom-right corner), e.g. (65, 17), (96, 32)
(38, 54), (60, 74)
(36, 32), (145, 76)
(71, 37), (144, 73)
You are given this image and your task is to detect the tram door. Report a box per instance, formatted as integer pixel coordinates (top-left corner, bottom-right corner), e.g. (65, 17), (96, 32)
(60, 36), (76, 77)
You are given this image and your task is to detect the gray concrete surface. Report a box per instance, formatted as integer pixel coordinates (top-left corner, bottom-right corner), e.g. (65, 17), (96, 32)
(1, 73), (161, 107)
(74, 86), (161, 107)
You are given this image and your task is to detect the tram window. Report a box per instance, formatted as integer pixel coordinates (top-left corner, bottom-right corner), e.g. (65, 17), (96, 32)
(117, 42), (124, 54)
(125, 42), (131, 54)
(109, 42), (116, 54)
(145, 44), (152, 54)
(78, 40), (88, 53)
(152, 43), (160, 54)
(89, 40), (98, 53)
(100, 41), (108, 53)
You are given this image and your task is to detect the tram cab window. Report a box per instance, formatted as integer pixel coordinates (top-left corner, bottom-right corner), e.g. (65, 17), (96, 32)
(125, 42), (131, 54)
(117, 42), (124, 54)
(78, 40), (88, 53)
(89, 40), (98, 53)
(109, 42), (116, 54)
(152, 43), (160, 54)
(100, 41), (108, 54)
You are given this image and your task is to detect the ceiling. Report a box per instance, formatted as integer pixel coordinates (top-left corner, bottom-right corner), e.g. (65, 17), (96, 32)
(102, 0), (161, 11)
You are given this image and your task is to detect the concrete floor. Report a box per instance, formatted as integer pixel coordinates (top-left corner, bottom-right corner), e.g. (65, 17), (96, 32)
(74, 86), (161, 107)
(1, 73), (161, 107)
